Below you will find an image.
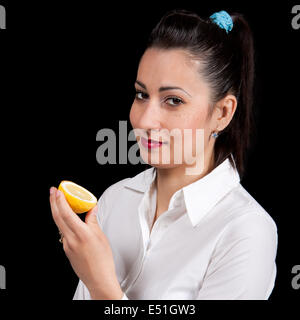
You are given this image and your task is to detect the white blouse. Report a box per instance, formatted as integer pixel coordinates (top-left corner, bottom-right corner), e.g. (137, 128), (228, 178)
(73, 157), (278, 300)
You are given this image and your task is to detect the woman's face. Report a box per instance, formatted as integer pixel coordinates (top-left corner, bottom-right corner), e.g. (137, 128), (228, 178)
(129, 48), (217, 173)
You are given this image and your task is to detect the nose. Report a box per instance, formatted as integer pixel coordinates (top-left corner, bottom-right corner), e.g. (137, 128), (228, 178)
(137, 100), (162, 132)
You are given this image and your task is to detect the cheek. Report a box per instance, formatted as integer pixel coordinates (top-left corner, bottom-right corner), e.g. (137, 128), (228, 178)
(189, 111), (211, 144)
(174, 109), (208, 131)
(175, 110), (210, 153)
(188, 114), (206, 130)
(129, 103), (138, 128)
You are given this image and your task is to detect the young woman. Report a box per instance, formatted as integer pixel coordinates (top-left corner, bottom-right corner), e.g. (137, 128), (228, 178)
(50, 9), (278, 300)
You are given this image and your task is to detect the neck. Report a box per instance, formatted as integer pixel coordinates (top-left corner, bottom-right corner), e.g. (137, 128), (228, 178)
(154, 150), (215, 215)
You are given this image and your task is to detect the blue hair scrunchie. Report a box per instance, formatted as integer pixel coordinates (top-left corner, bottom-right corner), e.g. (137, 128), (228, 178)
(209, 10), (233, 34)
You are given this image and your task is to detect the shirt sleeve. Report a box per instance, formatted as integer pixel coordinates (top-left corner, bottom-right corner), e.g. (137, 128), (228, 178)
(73, 190), (106, 300)
(121, 293), (129, 300)
(196, 211), (278, 300)
(72, 185), (129, 300)
(72, 280), (129, 300)
(73, 279), (92, 300)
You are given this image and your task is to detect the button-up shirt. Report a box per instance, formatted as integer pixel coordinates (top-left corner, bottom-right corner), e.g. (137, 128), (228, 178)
(73, 157), (278, 300)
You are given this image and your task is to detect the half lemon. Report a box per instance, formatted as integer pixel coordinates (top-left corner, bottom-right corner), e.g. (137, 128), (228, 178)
(58, 180), (97, 214)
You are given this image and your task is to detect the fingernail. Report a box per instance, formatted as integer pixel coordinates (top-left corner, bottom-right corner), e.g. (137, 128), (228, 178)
(50, 187), (55, 195)
(56, 190), (61, 198)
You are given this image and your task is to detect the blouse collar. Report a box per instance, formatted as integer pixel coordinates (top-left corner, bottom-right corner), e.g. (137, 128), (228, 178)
(124, 156), (240, 227)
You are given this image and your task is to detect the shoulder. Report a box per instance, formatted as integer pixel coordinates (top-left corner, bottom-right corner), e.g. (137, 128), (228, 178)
(99, 177), (131, 200)
(217, 183), (278, 246)
(200, 184), (278, 299)
(96, 167), (154, 224)
(99, 166), (154, 200)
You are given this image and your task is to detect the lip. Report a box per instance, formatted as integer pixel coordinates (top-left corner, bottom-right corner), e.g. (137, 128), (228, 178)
(141, 137), (163, 149)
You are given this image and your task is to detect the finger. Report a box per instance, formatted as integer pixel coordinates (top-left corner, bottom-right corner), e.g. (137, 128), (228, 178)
(50, 187), (68, 234)
(85, 204), (99, 226)
(55, 189), (86, 234)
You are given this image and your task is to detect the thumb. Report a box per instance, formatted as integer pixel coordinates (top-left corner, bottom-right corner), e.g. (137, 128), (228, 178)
(85, 204), (99, 226)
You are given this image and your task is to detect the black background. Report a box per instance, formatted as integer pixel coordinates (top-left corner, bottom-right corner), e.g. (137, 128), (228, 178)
(0, 0), (299, 314)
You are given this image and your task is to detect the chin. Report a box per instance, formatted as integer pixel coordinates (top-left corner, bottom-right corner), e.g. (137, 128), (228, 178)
(151, 164), (180, 169)
(142, 158), (184, 169)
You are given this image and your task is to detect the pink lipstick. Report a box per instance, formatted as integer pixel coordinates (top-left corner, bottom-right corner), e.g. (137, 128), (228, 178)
(141, 137), (163, 149)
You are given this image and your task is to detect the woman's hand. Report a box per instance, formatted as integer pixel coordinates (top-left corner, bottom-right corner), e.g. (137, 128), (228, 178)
(49, 187), (124, 300)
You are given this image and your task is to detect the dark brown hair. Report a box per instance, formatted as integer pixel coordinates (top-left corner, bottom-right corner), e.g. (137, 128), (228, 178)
(144, 9), (255, 178)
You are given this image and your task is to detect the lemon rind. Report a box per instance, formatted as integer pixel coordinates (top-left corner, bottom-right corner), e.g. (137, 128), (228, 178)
(60, 181), (97, 203)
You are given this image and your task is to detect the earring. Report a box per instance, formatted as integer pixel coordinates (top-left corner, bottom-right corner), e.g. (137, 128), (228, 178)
(211, 131), (219, 138)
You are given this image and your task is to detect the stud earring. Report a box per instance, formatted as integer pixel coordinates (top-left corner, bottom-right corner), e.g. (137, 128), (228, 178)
(211, 131), (219, 138)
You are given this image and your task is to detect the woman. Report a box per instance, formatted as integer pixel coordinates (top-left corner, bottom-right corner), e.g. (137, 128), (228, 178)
(49, 9), (278, 300)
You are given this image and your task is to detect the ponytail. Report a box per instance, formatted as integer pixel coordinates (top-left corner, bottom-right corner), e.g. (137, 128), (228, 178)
(213, 12), (255, 178)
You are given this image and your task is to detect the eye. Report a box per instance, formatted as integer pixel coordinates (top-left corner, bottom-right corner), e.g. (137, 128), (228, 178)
(134, 90), (148, 101)
(166, 97), (184, 107)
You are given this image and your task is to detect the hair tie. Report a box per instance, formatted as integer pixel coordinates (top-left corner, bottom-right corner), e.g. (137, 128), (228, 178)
(209, 10), (233, 34)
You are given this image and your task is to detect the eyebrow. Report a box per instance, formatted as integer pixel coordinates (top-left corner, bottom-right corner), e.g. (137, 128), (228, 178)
(135, 80), (192, 97)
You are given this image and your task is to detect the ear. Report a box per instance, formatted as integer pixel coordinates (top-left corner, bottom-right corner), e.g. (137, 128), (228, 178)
(215, 94), (237, 131)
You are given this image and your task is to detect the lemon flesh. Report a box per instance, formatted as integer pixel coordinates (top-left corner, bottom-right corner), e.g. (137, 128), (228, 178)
(58, 181), (97, 214)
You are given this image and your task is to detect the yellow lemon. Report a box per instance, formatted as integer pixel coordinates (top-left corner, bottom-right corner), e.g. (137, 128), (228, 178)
(58, 181), (97, 214)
